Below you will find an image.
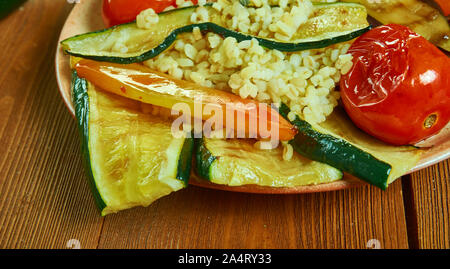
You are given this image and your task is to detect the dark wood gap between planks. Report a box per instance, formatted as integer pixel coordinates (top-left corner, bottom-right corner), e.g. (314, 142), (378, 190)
(401, 174), (420, 249)
(95, 217), (106, 249)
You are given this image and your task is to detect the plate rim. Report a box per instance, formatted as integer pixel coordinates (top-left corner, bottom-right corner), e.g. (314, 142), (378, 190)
(55, 0), (450, 194)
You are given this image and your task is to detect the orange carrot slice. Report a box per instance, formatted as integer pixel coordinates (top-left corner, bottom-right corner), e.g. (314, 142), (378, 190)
(75, 59), (297, 141)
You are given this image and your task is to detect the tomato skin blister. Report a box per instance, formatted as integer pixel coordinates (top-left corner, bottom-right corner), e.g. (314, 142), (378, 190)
(435, 0), (450, 16)
(340, 24), (450, 146)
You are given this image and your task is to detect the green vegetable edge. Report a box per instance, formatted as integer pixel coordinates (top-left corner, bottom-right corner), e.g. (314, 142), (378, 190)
(0, 0), (26, 19)
(71, 71), (194, 212)
(72, 70), (108, 212)
(278, 104), (392, 190)
(194, 138), (216, 181)
(61, 3), (371, 64)
(177, 135), (194, 186)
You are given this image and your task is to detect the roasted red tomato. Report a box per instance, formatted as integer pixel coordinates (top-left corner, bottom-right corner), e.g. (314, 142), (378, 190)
(340, 24), (450, 146)
(435, 0), (450, 16)
(102, 0), (177, 27)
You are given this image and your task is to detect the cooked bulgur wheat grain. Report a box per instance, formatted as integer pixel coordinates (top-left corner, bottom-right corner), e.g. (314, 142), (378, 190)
(136, 8), (159, 29)
(138, 0), (355, 160)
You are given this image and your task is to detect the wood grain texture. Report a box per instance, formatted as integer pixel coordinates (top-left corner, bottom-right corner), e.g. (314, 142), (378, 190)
(97, 181), (409, 249)
(409, 159), (450, 249)
(0, 0), (447, 249)
(0, 0), (103, 249)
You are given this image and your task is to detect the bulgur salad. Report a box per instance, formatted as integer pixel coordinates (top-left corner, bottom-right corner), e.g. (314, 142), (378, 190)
(61, 0), (449, 215)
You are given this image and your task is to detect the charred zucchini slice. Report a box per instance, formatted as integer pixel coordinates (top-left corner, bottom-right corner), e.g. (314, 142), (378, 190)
(61, 2), (370, 64)
(341, 0), (450, 51)
(195, 138), (343, 187)
(72, 71), (194, 215)
(279, 104), (422, 189)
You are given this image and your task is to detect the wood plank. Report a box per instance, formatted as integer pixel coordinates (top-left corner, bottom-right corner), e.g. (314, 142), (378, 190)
(408, 160), (450, 249)
(98, 180), (408, 249)
(0, 0), (103, 249)
(0, 0), (414, 249)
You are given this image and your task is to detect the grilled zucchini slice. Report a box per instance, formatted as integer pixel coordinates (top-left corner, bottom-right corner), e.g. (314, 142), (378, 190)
(195, 138), (343, 187)
(279, 104), (422, 189)
(72, 71), (194, 215)
(341, 0), (450, 51)
(61, 2), (370, 64)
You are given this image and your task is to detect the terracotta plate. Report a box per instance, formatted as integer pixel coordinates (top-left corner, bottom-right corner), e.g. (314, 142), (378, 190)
(55, 0), (450, 194)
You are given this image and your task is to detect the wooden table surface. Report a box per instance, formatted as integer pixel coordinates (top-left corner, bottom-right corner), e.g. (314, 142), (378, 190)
(0, 0), (449, 249)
